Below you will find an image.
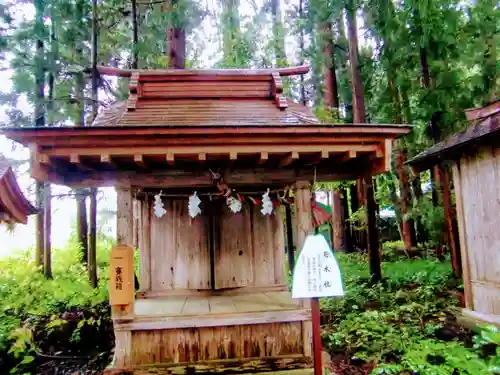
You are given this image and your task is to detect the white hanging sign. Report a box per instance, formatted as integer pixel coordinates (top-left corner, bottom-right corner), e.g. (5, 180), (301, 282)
(292, 234), (344, 299)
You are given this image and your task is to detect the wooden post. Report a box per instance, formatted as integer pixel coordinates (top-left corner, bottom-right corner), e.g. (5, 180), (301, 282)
(139, 197), (152, 291)
(117, 187), (134, 246)
(114, 187), (134, 319)
(363, 175), (382, 282)
(88, 187), (97, 288)
(43, 183), (52, 278)
(295, 181), (319, 371)
(452, 162), (473, 309)
(442, 166), (462, 278)
(311, 297), (322, 375)
(285, 204), (295, 274)
(35, 180), (45, 268)
(77, 191), (88, 264)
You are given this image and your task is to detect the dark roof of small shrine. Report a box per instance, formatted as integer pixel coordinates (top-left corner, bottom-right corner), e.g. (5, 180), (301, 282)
(409, 100), (500, 171)
(0, 160), (38, 224)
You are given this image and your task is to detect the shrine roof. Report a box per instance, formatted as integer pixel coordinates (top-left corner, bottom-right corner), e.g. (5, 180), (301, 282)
(409, 100), (500, 171)
(0, 65), (412, 188)
(91, 65), (319, 128)
(0, 160), (38, 224)
(91, 99), (320, 128)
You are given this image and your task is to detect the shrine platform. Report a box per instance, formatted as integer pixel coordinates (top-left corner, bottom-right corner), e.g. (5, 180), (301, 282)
(113, 291), (310, 331)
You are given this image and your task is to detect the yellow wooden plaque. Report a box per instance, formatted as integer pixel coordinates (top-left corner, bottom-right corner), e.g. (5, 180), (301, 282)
(109, 244), (135, 306)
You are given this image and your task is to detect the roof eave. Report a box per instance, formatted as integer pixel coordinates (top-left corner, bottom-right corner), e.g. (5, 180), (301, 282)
(408, 127), (500, 172)
(1, 123), (412, 147)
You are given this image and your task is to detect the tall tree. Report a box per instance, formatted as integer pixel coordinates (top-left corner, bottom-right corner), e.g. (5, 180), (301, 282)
(345, 0), (380, 278)
(88, 0), (99, 288)
(167, 0), (186, 68)
(345, 1), (365, 124)
(298, 0), (306, 104)
(74, 0), (89, 263)
(220, 0), (240, 66)
(271, 0), (286, 67)
(131, 0), (139, 69)
(366, 0), (416, 249)
(34, 0), (46, 269)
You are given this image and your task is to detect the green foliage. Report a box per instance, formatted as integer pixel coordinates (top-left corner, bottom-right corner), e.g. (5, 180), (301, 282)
(373, 340), (489, 375)
(474, 325), (500, 373)
(322, 253), (497, 374)
(0, 237), (113, 372)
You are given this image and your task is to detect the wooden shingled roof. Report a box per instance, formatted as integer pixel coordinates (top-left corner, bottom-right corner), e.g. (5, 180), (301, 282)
(1, 65), (412, 189)
(92, 65), (319, 127)
(409, 100), (500, 172)
(0, 160), (37, 224)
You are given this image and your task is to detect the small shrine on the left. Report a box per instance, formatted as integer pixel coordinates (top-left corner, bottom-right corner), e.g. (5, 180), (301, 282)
(0, 159), (37, 224)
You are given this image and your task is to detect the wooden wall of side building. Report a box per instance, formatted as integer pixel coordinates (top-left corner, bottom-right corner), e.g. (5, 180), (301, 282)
(135, 197), (286, 293)
(452, 145), (500, 317)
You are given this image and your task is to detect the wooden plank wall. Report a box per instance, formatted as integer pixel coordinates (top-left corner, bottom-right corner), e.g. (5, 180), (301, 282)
(216, 203), (285, 289)
(129, 322), (304, 366)
(138, 198), (286, 292)
(146, 198), (212, 291)
(453, 146), (500, 316)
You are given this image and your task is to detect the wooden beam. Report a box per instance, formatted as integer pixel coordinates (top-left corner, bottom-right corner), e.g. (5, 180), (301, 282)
(258, 151), (269, 165)
(229, 151), (238, 161)
(4, 126), (411, 149)
(383, 139), (393, 172)
(70, 154), (95, 172)
(340, 150), (357, 162)
(45, 144), (379, 158)
(61, 164), (371, 188)
(114, 309), (311, 331)
(280, 151), (299, 167)
(304, 150), (330, 166)
(101, 154), (117, 168)
(198, 153), (207, 164)
(465, 101), (500, 121)
(133, 154), (146, 168)
(166, 153), (175, 167)
(96, 64), (310, 78)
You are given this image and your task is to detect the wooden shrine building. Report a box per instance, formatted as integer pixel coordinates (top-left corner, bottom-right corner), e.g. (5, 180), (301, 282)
(409, 100), (500, 327)
(2, 65), (410, 373)
(0, 160), (37, 224)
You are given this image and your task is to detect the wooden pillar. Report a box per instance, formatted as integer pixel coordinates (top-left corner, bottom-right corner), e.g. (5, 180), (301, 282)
(114, 187), (134, 315)
(35, 181), (45, 267)
(117, 187), (134, 246)
(113, 187), (134, 368)
(452, 162), (473, 309)
(285, 204), (295, 274)
(442, 166), (462, 278)
(295, 181), (313, 358)
(139, 197), (152, 291)
(88, 188), (98, 288)
(363, 175), (382, 282)
(43, 183), (52, 279)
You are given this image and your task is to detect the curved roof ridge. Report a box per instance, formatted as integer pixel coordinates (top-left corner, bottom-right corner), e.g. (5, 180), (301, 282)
(0, 160), (38, 224)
